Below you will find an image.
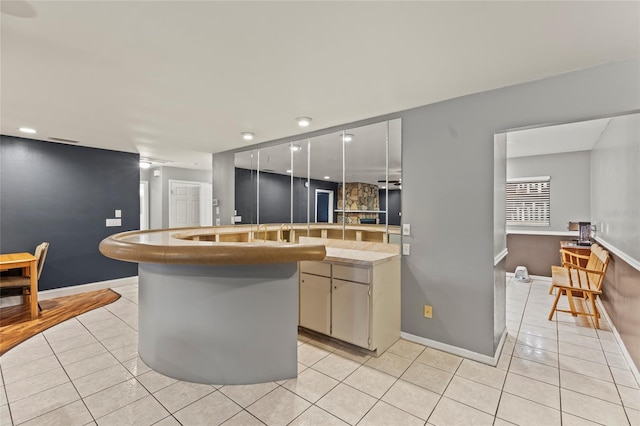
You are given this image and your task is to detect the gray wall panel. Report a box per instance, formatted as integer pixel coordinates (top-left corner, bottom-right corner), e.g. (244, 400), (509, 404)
(213, 151), (236, 225)
(0, 136), (139, 290)
(400, 58), (639, 356)
(591, 113), (640, 262)
(507, 151), (591, 233)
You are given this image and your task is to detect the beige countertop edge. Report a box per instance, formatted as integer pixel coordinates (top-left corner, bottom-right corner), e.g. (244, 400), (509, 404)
(100, 227), (402, 266)
(99, 238), (327, 266)
(323, 253), (401, 266)
(323, 247), (401, 266)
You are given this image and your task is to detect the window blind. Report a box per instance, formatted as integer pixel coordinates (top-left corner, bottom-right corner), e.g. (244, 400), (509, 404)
(506, 176), (550, 226)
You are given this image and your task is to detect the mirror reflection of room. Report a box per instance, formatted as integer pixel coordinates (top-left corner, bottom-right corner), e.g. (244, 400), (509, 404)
(232, 119), (402, 243)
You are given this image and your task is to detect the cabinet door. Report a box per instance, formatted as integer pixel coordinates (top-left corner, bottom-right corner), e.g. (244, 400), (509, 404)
(299, 273), (331, 334)
(331, 278), (370, 349)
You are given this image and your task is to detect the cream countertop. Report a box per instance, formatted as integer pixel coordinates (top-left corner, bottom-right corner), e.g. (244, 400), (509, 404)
(298, 236), (400, 266)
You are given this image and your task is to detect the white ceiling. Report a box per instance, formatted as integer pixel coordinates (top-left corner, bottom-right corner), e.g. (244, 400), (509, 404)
(506, 117), (612, 159)
(1, 1), (639, 169)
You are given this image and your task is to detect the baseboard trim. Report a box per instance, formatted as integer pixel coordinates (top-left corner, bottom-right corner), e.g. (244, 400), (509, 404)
(494, 249), (508, 266)
(596, 298), (640, 385)
(401, 329), (507, 367)
(506, 272), (551, 282)
(0, 276), (138, 308)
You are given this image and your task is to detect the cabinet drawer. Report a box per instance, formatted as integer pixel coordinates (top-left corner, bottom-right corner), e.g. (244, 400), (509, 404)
(332, 264), (370, 284)
(300, 261), (331, 277)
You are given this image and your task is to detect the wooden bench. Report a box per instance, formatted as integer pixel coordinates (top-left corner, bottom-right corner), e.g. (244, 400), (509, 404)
(548, 243), (609, 328)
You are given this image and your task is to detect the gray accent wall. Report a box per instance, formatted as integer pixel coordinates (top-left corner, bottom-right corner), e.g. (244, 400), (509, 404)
(591, 113), (640, 262)
(0, 136), (139, 290)
(400, 58), (638, 357)
(234, 168), (339, 225)
(507, 150), (591, 233)
(506, 234), (569, 276)
(213, 151), (236, 226)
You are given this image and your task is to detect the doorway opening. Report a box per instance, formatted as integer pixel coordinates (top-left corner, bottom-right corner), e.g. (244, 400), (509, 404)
(169, 180), (213, 228)
(315, 189), (334, 223)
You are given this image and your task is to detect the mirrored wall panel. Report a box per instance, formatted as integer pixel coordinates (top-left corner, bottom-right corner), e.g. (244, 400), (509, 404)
(233, 118), (401, 242)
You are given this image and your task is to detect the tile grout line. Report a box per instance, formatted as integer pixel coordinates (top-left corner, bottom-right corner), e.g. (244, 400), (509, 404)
(4, 281), (635, 426)
(494, 276), (532, 425)
(554, 283), (564, 426)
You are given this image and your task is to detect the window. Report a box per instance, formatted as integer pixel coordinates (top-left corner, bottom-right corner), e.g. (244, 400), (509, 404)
(506, 176), (550, 226)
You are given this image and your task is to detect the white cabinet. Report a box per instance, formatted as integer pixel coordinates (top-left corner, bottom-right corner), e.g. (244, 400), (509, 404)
(331, 278), (370, 349)
(299, 272), (331, 335)
(299, 258), (400, 356)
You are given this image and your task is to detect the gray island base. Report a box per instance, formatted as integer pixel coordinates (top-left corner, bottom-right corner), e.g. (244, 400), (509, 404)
(138, 262), (299, 385)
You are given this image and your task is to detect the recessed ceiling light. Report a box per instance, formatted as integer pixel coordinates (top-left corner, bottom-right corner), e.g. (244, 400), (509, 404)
(295, 117), (312, 127)
(324, 176), (330, 180)
(19, 127), (36, 134)
(139, 161), (151, 169)
(241, 132), (255, 141)
(290, 144), (301, 152)
(286, 169), (292, 173)
(342, 133), (354, 142)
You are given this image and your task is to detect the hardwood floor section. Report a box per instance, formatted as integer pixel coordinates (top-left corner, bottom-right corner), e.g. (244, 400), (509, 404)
(0, 289), (121, 355)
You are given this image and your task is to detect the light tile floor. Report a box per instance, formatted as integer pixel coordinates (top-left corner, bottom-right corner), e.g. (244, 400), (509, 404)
(1, 278), (638, 425)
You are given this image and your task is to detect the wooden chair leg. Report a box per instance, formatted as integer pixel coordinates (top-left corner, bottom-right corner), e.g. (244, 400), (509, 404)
(588, 293), (600, 329)
(548, 288), (562, 321)
(566, 290), (578, 317)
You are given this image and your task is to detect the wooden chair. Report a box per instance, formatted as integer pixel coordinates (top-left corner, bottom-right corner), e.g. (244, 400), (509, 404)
(549, 247), (590, 294)
(548, 243), (609, 328)
(0, 242), (49, 311)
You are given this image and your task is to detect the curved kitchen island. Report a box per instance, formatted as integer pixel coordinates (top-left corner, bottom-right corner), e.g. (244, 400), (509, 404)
(100, 226), (326, 385)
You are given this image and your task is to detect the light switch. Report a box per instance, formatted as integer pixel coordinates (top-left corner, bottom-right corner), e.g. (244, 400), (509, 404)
(115, 210), (122, 218)
(215, 207), (220, 215)
(106, 218), (122, 227)
(402, 223), (411, 236)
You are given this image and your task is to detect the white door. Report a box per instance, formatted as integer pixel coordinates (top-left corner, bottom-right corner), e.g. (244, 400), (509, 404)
(331, 278), (370, 349)
(170, 181), (200, 228)
(299, 273), (331, 334)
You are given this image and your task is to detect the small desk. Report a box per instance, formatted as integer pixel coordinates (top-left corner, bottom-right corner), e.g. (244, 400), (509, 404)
(0, 253), (38, 320)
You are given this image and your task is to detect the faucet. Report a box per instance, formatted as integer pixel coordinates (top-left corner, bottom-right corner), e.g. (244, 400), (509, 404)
(257, 223), (267, 242)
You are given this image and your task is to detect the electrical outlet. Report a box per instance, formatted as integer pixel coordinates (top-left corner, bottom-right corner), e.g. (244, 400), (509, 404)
(403, 243), (411, 256)
(423, 305), (433, 318)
